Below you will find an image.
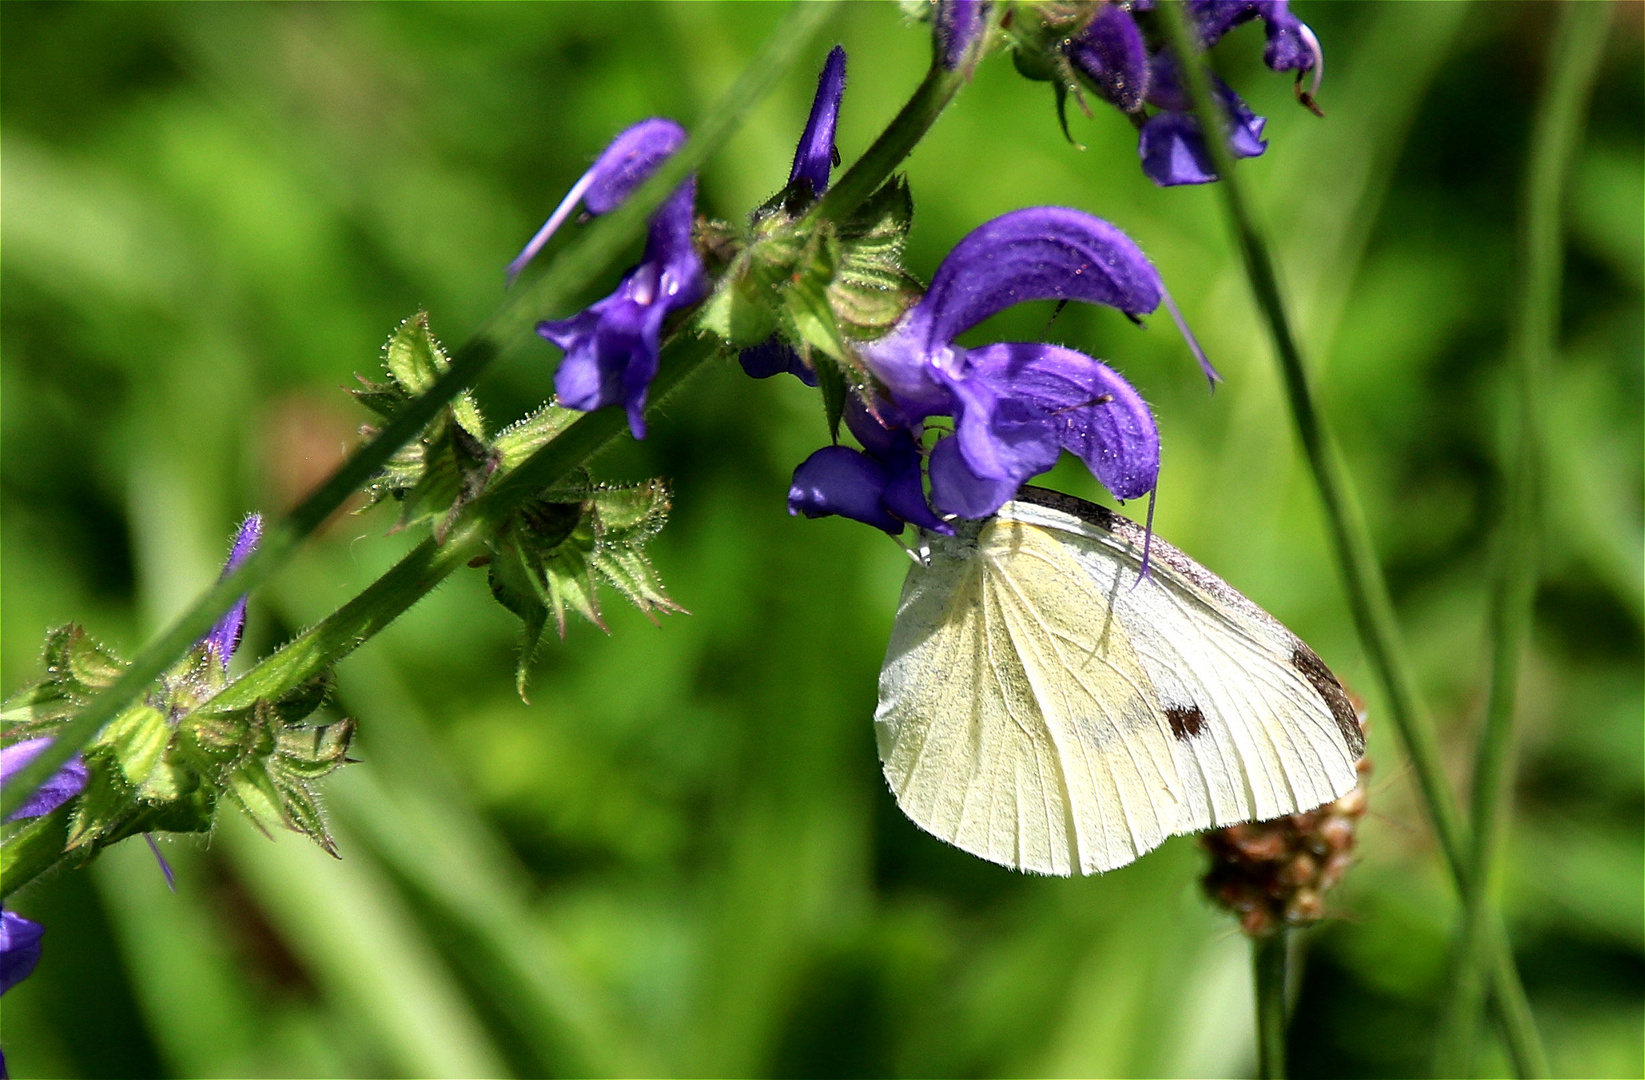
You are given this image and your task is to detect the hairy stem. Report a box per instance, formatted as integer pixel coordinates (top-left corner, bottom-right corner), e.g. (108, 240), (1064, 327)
(1436, 5), (1612, 1075)
(0, 0), (838, 820)
(209, 333), (719, 712)
(1253, 931), (1289, 1080)
(1154, 2), (1548, 1074)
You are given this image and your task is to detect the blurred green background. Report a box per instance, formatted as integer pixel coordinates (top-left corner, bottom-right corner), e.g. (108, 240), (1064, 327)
(2, 3), (1640, 1077)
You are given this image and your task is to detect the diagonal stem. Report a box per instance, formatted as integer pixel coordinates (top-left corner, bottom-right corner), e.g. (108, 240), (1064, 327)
(1154, 2), (1548, 1075)
(1436, 5), (1613, 1075)
(0, 0), (839, 820)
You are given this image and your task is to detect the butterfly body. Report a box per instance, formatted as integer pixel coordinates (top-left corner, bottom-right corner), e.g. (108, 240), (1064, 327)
(876, 487), (1365, 876)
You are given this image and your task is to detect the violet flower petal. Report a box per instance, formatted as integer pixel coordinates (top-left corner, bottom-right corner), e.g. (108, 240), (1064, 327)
(968, 342), (1160, 500)
(915, 207), (1165, 348)
(927, 436), (1020, 519)
(1187, 1), (1318, 73)
(507, 117), (688, 284)
(541, 178), (705, 439)
(790, 46), (846, 197)
(788, 446), (903, 535)
(0, 910), (43, 995)
(1066, 5), (1151, 113)
(203, 513), (263, 668)
(738, 339), (818, 386)
(0, 738), (89, 823)
(934, 0), (991, 70)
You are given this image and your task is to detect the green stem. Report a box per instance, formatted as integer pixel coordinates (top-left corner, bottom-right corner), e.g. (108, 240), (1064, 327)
(209, 334), (720, 712)
(1154, 2), (1549, 1075)
(1253, 931), (1289, 1080)
(1437, 5), (1612, 1075)
(0, 805), (73, 902)
(0, 0), (838, 820)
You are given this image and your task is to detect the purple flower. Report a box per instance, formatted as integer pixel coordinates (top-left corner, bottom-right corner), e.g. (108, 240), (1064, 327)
(1066, 5), (1151, 113)
(1050, 0), (1321, 187)
(790, 46), (846, 199)
(1187, 0), (1321, 74)
(0, 910), (43, 995)
(1138, 54), (1268, 186)
(516, 118), (709, 440)
(789, 398), (949, 535)
(793, 207), (1181, 530)
(934, 0), (991, 71)
(0, 738), (88, 823)
(741, 47), (847, 389)
(203, 513), (263, 668)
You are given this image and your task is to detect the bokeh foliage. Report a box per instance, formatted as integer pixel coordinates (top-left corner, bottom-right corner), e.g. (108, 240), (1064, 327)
(2, 3), (1640, 1077)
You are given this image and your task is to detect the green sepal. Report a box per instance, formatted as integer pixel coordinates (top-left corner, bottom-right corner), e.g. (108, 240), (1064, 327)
(494, 403), (584, 470)
(2, 624), (127, 735)
(97, 704), (171, 789)
(485, 480), (682, 699)
(354, 312), (498, 539)
(697, 265), (781, 348)
(829, 177), (922, 340)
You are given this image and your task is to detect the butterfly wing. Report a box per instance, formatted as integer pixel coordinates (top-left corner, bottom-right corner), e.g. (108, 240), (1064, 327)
(1002, 490), (1365, 833)
(876, 517), (1186, 875)
(876, 489), (1365, 877)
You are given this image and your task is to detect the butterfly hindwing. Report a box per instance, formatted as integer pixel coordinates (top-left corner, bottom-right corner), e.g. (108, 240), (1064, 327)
(876, 488), (1364, 877)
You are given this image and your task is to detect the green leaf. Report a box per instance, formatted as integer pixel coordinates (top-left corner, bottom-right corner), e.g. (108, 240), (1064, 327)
(697, 266), (781, 347)
(591, 544), (686, 621)
(588, 480), (670, 537)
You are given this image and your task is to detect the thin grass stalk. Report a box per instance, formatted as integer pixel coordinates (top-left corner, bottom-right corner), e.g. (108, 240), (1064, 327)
(1153, 2), (1548, 1074)
(1436, 5), (1613, 1074)
(0, 0), (839, 819)
(1253, 931), (1289, 1080)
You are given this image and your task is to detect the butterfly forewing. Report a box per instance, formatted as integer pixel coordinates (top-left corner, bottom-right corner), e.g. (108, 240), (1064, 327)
(876, 489), (1364, 877)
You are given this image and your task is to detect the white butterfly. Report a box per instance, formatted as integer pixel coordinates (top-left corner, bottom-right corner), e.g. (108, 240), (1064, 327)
(876, 487), (1366, 876)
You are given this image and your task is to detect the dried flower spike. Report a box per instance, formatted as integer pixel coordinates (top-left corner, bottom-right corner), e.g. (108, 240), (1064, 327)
(1201, 707), (1371, 937)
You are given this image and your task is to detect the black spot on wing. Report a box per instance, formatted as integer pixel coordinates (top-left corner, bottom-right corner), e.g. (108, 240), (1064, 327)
(1165, 705), (1206, 741)
(1289, 644), (1366, 756)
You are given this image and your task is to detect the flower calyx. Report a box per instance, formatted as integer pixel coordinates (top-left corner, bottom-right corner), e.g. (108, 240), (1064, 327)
(485, 477), (685, 700)
(355, 311), (500, 541)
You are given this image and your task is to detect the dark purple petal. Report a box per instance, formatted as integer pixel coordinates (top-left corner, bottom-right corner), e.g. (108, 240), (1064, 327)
(508, 118), (688, 283)
(788, 446), (903, 535)
(914, 207), (1165, 347)
(1, 738), (89, 822)
(1066, 6), (1150, 113)
(203, 514), (262, 667)
(968, 342), (1159, 500)
(739, 338), (818, 386)
(1138, 85), (1266, 188)
(0, 910), (43, 995)
(1139, 111), (1218, 185)
(542, 179), (705, 439)
(934, 0), (990, 70)
(939, 369), (1061, 487)
(790, 47), (846, 197)
(1186, 1), (1318, 72)
(927, 436), (1019, 519)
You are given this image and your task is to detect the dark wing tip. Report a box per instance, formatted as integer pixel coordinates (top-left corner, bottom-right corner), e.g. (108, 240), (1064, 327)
(1288, 644), (1366, 756)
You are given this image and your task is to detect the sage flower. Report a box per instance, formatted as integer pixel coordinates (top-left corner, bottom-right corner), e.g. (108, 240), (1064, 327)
(202, 513), (263, 668)
(790, 206), (1198, 533)
(0, 737), (88, 823)
(0, 910), (43, 995)
(740, 46), (847, 388)
(514, 118), (708, 439)
(856, 206), (1165, 519)
(1056, 0), (1323, 187)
